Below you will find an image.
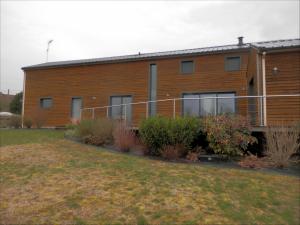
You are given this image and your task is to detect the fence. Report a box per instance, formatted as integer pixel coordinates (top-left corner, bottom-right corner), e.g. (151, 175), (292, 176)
(80, 94), (300, 127)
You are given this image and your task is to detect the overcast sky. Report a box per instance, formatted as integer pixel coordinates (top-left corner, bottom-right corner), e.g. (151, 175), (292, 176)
(0, 0), (299, 94)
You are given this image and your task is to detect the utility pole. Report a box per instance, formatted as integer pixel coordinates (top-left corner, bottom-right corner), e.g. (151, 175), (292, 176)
(46, 40), (53, 62)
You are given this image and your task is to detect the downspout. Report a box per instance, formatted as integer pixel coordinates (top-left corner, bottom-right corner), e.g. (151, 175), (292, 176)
(261, 52), (267, 126)
(21, 71), (26, 128)
(256, 53), (262, 126)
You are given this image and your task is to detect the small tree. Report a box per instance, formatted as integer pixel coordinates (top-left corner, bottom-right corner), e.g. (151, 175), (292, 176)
(9, 92), (23, 114)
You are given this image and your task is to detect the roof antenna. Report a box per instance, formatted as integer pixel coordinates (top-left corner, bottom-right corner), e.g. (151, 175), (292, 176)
(46, 39), (54, 62)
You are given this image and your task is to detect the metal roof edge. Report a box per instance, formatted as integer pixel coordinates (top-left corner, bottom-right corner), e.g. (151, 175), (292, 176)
(22, 46), (251, 71)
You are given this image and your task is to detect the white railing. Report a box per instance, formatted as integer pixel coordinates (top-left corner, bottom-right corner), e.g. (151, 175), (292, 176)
(80, 94), (300, 126)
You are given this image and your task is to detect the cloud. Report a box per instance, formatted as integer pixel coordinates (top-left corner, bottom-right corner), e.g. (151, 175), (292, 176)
(0, 0), (299, 93)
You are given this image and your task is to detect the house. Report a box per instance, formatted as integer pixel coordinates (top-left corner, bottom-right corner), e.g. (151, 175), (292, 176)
(21, 37), (300, 128)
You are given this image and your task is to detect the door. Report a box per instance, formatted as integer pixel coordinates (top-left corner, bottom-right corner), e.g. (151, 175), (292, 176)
(110, 96), (132, 122)
(71, 97), (82, 120)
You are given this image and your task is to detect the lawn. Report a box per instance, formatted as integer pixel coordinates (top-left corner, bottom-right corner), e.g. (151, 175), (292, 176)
(0, 129), (64, 146)
(0, 130), (299, 224)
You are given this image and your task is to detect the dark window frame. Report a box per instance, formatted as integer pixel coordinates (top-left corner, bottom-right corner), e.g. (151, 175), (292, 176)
(181, 92), (236, 116)
(40, 97), (53, 109)
(148, 63), (157, 116)
(180, 60), (195, 74)
(109, 95), (133, 121)
(225, 56), (241, 72)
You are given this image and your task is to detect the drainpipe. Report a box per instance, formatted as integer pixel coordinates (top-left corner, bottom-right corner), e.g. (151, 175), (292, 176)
(21, 71), (26, 128)
(262, 52), (267, 126)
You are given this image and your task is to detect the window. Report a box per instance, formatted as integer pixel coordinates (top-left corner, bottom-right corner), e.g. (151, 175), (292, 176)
(110, 96), (132, 122)
(181, 60), (194, 74)
(183, 93), (235, 116)
(40, 98), (52, 109)
(149, 64), (157, 116)
(71, 97), (82, 119)
(225, 56), (241, 71)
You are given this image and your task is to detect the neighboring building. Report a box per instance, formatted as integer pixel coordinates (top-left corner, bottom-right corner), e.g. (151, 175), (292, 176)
(22, 37), (300, 128)
(0, 92), (15, 112)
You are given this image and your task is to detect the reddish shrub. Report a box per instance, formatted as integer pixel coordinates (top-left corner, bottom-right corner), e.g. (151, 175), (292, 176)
(161, 145), (181, 160)
(113, 122), (136, 152)
(203, 114), (257, 156)
(186, 151), (199, 162)
(238, 154), (272, 169)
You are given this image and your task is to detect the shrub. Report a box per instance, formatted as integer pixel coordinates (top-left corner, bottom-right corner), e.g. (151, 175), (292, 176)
(76, 118), (114, 146)
(186, 151), (199, 162)
(238, 153), (272, 169)
(139, 116), (203, 157)
(113, 122), (136, 152)
(23, 117), (33, 128)
(139, 116), (170, 156)
(161, 145), (181, 160)
(8, 115), (22, 128)
(9, 92), (23, 114)
(168, 117), (202, 156)
(203, 114), (257, 156)
(32, 108), (47, 128)
(264, 124), (300, 168)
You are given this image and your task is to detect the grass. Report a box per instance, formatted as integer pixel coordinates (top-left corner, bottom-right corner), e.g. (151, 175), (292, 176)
(0, 129), (64, 146)
(0, 130), (299, 224)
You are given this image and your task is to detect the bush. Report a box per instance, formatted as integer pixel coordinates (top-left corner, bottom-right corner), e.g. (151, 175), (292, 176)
(23, 117), (33, 128)
(139, 116), (202, 157)
(186, 151), (199, 162)
(8, 115), (22, 128)
(9, 92), (23, 114)
(238, 153), (272, 169)
(264, 124), (300, 168)
(168, 117), (202, 156)
(203, 114), (257, 156)
(161, 145), (181, 160)
(139, 116), (170, 156)
(32, 108), (47, 128)
(113, 122), (136, 152)
(76, 118), (114, 146)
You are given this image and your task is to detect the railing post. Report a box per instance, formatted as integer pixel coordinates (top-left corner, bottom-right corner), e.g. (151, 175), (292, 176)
(79, 109), (82, 121)
(173, 99), (176, 119)
(146, 102), (148, 118)
(92, 108), (95, 120)
(106, 107), (109, 118)
(124, 104), (127, 122)
(259, 96), (264, 126)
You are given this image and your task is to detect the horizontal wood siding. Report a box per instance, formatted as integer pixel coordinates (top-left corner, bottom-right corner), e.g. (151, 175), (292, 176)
(24, 51), (250, 127)
(265, 51), (300, 125)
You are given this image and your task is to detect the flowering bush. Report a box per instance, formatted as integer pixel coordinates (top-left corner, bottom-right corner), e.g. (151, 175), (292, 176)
(203, 114), (257, 156)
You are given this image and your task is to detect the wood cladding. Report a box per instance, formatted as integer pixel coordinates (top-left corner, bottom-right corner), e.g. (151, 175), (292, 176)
(23, 49), (300, 127)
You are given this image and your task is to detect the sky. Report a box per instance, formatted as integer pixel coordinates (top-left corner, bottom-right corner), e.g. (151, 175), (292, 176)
(0, 0), (299, 94)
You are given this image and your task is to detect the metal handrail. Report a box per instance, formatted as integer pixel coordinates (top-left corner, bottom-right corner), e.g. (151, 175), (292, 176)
(80, 94), (300, 126)
(82, 94), (300, 110)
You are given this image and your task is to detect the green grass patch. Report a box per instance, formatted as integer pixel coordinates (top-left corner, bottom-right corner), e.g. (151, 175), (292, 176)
(0, 129), (64, 146)
(0, 131), (299, 224)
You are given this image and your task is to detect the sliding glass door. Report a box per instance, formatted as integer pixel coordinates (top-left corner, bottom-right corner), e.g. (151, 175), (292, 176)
(183, 93), (235, 117)
(110, 96), (132, 122)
